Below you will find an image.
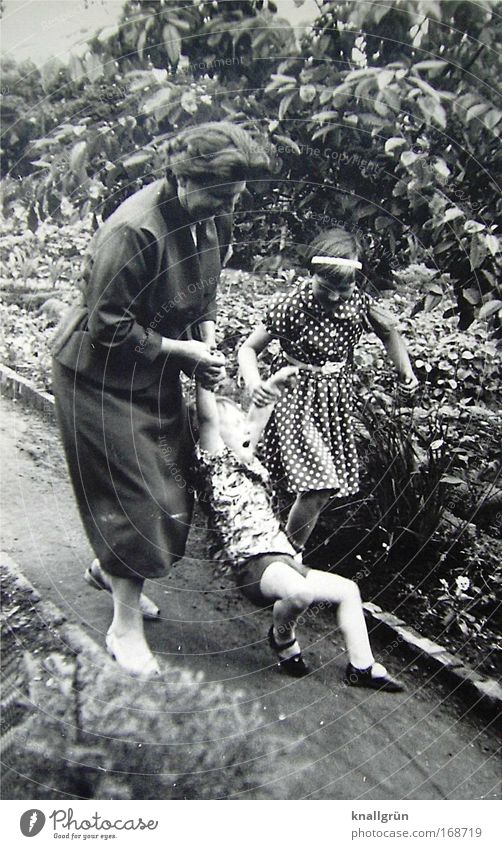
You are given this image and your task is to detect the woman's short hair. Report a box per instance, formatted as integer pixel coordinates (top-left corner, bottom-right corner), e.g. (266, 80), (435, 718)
(167, 122), (272, 184)
(305, 227), (361, 280)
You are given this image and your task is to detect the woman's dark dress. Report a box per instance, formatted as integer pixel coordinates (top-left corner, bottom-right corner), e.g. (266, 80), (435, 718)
(52, 178), (228, 579)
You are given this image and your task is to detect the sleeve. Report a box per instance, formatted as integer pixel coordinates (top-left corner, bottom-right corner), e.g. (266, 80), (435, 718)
(263, 291), (295, 340)
(85, 224), (163, 364)
(363, 293), (400, 336)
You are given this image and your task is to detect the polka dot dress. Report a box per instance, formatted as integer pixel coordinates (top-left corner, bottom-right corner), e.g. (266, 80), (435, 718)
(264, 280), (371, 496)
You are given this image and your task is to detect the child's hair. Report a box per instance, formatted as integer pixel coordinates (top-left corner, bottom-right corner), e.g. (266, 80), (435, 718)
(305, 227), (361, 281)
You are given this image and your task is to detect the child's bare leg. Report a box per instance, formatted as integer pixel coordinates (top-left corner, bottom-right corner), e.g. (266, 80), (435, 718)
(260, 563), (313, 657)
(286, 489), (333, 550)
(304, 570), (374, 669)
(106, 573), (160, 677)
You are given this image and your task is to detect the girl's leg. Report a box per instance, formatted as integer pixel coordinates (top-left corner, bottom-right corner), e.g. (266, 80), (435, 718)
(304, 570), (374, 670)
(106, 574), (160, 677)
(286, 489), (334, 551)
(260, 563), (314, 659)
(305, 570), (404, 689)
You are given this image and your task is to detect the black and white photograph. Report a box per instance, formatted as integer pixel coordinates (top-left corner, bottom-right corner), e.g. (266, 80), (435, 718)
(1, 0), (500, 828)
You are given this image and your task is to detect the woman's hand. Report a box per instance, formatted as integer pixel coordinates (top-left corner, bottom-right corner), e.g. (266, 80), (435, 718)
(173, 341), (226, 389)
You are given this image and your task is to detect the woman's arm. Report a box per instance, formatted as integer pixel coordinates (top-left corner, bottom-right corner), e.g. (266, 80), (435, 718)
(238, 324), (280, 407)
(196, 383), (224, 454)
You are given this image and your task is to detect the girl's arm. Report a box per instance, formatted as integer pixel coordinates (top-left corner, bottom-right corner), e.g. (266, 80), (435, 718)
(195, 383), (224, 455)
(238, 324), (279, 407)
(367, 308), (418, 391)
(247, 366), (298, 450)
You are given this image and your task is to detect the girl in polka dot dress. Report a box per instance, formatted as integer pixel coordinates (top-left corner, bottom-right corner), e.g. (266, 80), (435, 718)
(239, 227), (418, 554)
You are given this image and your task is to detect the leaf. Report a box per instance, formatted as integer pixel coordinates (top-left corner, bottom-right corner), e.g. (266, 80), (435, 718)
(466, 102), (489, 123)
(470, 234), (487, 270)
(430, 439), (444, 451)
(484, 108), (502, 130)
(431, 101), (447, 129)
(278, 91), (297, 121)
(464, 220), (484, 234)
(310, 110), (340, 124)
(400, 150), (420, 167)
(443, 207), (463, 223)
(27, 205), (39, 233)
(377, 69), (394, 90)
(299, 84), (316, 103)
(433, 158), (450, 179)
(142, 88), (175, 121)
(69, 142), (87, 179)
(479, 300), (502, 319)
(462, 287), (481, 305)
(84, 51), (104, 84)
(484, 234), (499, 255)
(68, 54), (85, 84)
(265, 74), (297, 93)
(385, 137), (406, 154)
(163, 23), (181, 67)
(413, 60), (448, 73)
(121, 151), (152, 178)
(440, 475), (465, 485)
(273, 134), (301, 155)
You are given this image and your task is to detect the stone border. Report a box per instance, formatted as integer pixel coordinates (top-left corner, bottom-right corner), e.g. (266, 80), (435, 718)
(0, 363), (55, 419)
(2, 363), (501, 720)
(1, 551), (112, 670)
(363, 602), (502, 720)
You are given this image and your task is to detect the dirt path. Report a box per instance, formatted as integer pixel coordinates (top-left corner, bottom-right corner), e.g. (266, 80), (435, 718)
(1, 396), (500, 800)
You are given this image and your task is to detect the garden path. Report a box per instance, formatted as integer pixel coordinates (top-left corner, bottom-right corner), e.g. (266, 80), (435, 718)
(1, 397), (500, 800)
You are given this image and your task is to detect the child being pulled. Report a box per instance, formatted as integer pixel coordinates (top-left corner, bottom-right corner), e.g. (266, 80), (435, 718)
(195, 368), (404, 690)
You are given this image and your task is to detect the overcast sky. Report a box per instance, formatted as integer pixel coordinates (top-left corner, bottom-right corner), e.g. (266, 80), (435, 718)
(1, 0), (319, 66)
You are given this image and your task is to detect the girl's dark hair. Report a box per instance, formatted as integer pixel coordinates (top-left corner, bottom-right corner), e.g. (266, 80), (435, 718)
(305, 227), (361, 280)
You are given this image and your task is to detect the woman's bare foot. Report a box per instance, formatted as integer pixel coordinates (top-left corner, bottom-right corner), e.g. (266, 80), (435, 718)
(106, 629), (161, 678)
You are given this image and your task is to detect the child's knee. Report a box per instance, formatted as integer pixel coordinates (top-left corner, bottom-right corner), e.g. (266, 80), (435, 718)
(346, 579), (362, 604)
(286, 584), (315, 611)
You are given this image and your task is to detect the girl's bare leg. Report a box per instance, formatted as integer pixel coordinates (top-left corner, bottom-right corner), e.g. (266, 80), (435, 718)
(259, 563), (313, 659)
(286, 489), (333, 551)
(106, 574), (160, 677)
(304, 570), (375, 670)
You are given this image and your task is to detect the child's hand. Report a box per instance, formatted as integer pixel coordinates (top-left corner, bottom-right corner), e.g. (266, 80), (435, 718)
(250, 380), (281, 408)
(251, 367), (298, 407)
(267, 366), (299, 395)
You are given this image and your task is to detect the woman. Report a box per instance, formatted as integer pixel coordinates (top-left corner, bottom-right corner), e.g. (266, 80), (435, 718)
(52, 122), (270, 677)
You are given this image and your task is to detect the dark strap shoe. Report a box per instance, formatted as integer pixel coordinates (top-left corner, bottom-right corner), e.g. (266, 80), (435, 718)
(344, 663), (405, 692)
(268, 626), (310, 678)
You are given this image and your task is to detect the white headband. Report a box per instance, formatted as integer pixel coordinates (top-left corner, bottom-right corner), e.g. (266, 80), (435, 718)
(311, 255), (362, 270)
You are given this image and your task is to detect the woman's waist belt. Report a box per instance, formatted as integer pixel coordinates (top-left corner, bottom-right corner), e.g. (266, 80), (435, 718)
(283, 352), (348, 375)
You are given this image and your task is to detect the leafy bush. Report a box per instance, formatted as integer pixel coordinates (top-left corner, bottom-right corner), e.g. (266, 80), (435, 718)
(5, 649), (295, 800)
(2, 0), (501, 334)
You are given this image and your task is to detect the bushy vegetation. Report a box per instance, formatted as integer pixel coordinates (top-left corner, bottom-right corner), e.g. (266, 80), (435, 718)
(1, 566), (297, 800)
(2, 0), (501, 329)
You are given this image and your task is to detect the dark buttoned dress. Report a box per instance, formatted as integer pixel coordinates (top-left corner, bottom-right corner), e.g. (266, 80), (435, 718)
(52, 179), (228, 579)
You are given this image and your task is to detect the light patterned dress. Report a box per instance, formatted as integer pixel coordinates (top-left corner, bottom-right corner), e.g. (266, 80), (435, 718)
(264, 281), (396, 496)
(195, 444), (296, 573)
